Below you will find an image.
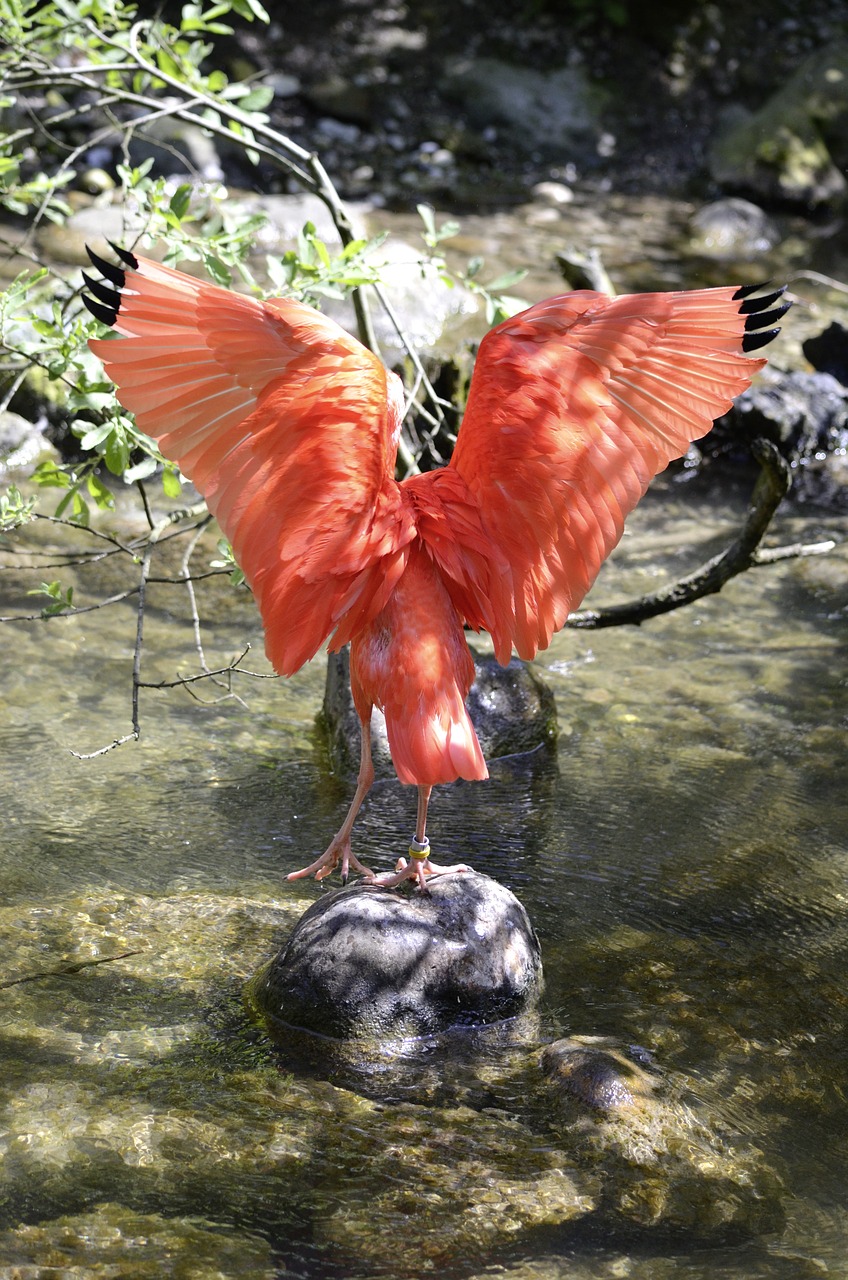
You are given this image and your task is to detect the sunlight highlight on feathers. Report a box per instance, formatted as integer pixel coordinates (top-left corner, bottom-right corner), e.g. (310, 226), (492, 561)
(83, 249), (783, 882)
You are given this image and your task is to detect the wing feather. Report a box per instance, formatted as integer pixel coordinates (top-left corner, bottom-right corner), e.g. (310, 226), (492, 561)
(450, 287), (773, 662)
(88, 252), (414, 675)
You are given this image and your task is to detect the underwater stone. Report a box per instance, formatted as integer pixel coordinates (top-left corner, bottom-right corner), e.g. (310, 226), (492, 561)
(541, 1036), (786, 1241)
(0, 1204), (277, 1278)
(541, 1037), (662, 1112)
(251, 872), (543, 1041)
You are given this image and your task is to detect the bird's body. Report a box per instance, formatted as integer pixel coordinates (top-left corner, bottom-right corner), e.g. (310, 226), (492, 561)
(83, 247), (786, 886)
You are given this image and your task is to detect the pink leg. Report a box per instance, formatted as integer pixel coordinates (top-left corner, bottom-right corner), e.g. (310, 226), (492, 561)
(287, 719), (375, 883)
(372, 784), (473, 890)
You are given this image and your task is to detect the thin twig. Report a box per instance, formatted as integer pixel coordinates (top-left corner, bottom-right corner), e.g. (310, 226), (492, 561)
(137, 644), (276, 688)
(0, 950), (143, 988)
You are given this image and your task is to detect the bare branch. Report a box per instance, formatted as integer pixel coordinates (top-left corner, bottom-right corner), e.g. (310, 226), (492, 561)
(566, 439), (828, 630)
(136, 644), (277, 689)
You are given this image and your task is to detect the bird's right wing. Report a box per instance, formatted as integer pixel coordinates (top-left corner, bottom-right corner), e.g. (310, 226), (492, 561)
(85, 248), (415, 675)
(449, 286), (785, 663)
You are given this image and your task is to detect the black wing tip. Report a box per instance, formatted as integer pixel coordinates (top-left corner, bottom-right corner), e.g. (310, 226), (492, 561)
(107, 240), (138, 268)
(82, 242), (137, 328)
(742, 327), (782, 353)
(734, 283), (790, 353)
(744, 301), (792, 332)
(732, 282), (773, 300)
(82, 294), (120, 327)
(738, 285), (786, 314)
(82, 270), (120, 310)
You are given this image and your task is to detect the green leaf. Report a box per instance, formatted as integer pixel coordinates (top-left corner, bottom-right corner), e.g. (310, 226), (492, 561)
(169, 183), (192, 220)
(27, 579), (75, 615)
(32, 460), (70, 490)
(238, 84), (274, 111)
(86, 471), (115, 510)
(103, 427), (130, 475)
(124, 456), (158, 484)
(485, 268), (529, 292)
(230, 0), (270, 21)
(77, 422), (113, 451)
(417, 203), (436, 238)
(202, 252), (231, 285)
(162, 466), (184, 498)
(0, 483), (35, 530)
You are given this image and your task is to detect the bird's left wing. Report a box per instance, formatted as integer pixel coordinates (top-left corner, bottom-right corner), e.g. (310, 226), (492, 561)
(449, 286), (787, 663)
(84, 247), (414, 675)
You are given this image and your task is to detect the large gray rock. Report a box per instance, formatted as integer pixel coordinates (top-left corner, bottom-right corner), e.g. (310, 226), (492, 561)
(803, 320), (848, 387)
(718, 367), (848, 505)
(251, 872), (543, 1041)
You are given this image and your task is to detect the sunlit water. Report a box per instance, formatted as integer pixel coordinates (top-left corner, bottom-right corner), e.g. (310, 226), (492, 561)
(0, 465), (846, 1277)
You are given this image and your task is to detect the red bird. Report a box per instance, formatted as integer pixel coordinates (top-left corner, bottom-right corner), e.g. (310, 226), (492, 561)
(83, 246), (786, 887)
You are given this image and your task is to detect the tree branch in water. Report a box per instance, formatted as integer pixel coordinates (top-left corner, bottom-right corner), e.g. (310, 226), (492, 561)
(566, 438), (835, 631)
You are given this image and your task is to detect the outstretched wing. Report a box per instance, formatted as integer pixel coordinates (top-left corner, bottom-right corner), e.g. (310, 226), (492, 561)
(449, 286), (787, 663)
(84, 248), (414, 675)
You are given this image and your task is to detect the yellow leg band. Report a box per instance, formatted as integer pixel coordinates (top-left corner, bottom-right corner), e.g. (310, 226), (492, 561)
(408, 837), (430, 861)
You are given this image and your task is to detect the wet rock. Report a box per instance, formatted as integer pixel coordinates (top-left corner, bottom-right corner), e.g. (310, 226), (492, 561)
(803, 320), (848, 386)
(250, 872), (543, 1041)
(315, 1100), (594, 1268)
(466, 651), (558, 760)
(541, 1036), (785, 1241)
(718, 367), (848, 504)
(532, 180), (575, 207)
(555, 245), (615, 294)
(541, 1036), (661, 1112)
(709, 44), (848, 208)
(687, 198), (781, 260)
(322, 646), (558, 779)
(441, 57), (607, 157)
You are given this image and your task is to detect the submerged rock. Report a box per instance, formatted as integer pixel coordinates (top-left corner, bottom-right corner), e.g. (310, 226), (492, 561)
(322, 646), (557, 779)
(251, 872), (543, 1041)
(541, 1036), (662, 1112)
(0, 1203), (277, 1278)
(541, 1036), (785, 1241)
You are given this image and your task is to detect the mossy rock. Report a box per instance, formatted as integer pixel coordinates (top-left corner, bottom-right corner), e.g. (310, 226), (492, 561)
(709, 44), (848, 207)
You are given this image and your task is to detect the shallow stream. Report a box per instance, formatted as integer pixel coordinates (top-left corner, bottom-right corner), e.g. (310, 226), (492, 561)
(0, 458), (845, 1276)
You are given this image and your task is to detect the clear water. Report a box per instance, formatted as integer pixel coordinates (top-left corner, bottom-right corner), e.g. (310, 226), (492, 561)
(0, 468), (845, 1277)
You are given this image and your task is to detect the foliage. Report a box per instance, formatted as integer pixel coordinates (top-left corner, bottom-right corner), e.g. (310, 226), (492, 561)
(0, 0), (526, 748)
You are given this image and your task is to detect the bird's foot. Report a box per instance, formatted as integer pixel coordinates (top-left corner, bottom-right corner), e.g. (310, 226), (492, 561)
(370, 839), (472, 890)
(286, 837), (374, 884)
